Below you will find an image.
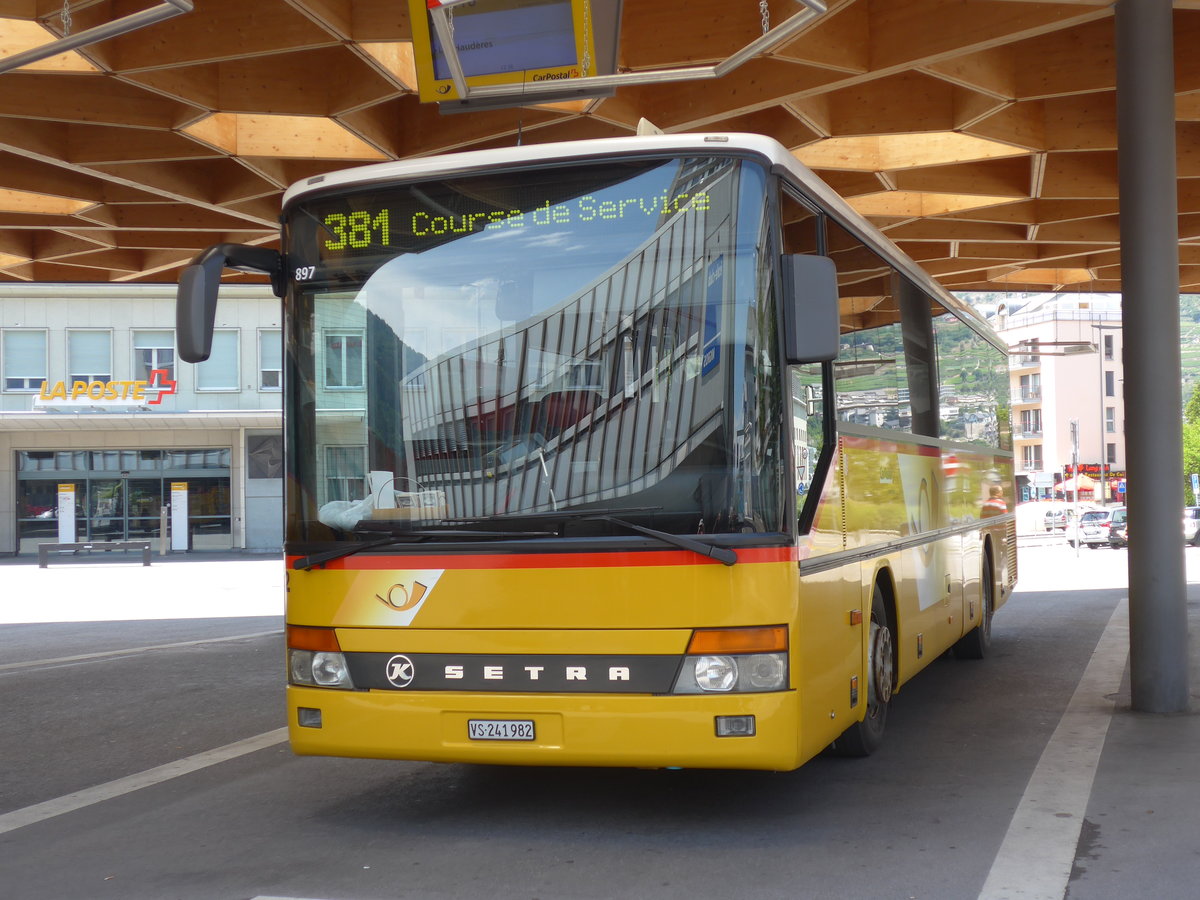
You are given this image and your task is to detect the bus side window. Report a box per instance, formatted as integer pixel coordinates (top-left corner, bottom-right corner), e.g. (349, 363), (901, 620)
(825, 221), (908, 432)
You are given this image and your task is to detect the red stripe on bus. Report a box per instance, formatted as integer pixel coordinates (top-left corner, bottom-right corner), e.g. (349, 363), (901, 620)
(288, 546), (797, 571)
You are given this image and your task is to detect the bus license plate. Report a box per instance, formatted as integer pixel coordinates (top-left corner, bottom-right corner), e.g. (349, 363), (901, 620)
(468, 719), (535, 741)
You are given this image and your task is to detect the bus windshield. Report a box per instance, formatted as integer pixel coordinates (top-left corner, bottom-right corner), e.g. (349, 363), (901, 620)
(283, 155), (787, 544)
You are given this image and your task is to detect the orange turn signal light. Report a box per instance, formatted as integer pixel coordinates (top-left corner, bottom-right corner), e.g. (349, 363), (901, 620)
(687, 625), (787, 655)
(287, 625), (341, 652)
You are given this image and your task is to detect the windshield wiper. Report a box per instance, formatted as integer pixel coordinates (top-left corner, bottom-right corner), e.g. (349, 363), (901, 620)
(442, 508), (737, 566)
(583, 514), (738, 566)
(293, 527), (557, 570)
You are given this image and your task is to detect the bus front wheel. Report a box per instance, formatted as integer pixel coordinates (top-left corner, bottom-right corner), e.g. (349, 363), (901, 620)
(834, 583), (894, 757)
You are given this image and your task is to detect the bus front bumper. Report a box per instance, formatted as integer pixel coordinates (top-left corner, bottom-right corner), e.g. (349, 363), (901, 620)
(287, 686), (804, 771)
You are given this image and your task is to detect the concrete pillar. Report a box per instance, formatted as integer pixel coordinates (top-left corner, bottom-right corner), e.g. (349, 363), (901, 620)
(1115, 0), (1191, 712)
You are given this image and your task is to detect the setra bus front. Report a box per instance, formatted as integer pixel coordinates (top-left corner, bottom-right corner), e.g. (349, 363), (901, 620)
(177, 135), (858, 771)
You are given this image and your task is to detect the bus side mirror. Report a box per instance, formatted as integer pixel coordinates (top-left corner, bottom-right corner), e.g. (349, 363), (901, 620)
(177, 244), (284, 363)
(781, 254), (839, 364)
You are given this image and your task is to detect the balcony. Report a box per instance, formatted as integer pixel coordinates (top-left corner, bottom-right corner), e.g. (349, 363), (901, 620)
(1011, 388), (1042, 405)
(1015, 428), (1043, 440)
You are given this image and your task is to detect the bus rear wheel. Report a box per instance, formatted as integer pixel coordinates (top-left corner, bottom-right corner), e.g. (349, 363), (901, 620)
(833, 583), (894, 757)
(953, 554), (994, 659)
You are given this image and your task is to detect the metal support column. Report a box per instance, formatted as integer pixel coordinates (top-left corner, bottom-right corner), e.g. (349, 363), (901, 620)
(1115, 0), (1191, 712)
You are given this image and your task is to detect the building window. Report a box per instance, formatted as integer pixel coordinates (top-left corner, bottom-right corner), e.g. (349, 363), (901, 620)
(1020, 408), (1042, 437)
(1106, 443), (1117, 464)
(325, 446), (366, 502)
(1022, 444), (1042, 471)
(133, 330), (175, 382)
(3, 330), (47, 392)
(1103, 333), (1114, 361)
(259, 329), (282, 391)
(324, 330), (364, 389)
(1105, 370), (1115, 397)
(1105, 406), (1116, 433)
(67, 330), (112, 384)
(195, 329), (239, 391)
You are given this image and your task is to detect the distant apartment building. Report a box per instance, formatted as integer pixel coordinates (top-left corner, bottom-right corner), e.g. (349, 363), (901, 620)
(0, 284), (282, 556)
(992, 294), (1125, 505)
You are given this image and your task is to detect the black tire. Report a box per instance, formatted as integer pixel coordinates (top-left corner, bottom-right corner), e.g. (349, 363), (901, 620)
(833, 583), (894, 757)
(953, 555), (994, 660)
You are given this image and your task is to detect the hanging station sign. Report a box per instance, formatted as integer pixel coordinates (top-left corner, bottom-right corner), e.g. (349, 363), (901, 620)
(408, 0), (599, 104)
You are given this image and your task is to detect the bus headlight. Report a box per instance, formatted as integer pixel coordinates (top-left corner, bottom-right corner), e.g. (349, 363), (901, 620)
(672, 652), (788, 694)
(695, 655), (737, 691)
(288, 649), (354, 689)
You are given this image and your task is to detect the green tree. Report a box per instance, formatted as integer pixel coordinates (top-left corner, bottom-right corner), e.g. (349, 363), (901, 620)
(1186, 381), (1200, 426)
(1185, 422), (1200, 505)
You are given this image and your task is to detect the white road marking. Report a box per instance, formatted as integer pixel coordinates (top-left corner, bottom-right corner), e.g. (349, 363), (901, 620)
(978, 598), (1129, 900)
(0, 728), (288, 835)
(0, 630), (281, 673)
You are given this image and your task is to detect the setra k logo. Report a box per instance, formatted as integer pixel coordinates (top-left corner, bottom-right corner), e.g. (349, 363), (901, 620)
(385, 654), (415, 688)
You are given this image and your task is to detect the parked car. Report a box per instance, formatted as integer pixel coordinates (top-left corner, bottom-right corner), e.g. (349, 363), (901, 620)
(1108, 511), (1129, 548)
(1073, 506), (1125, 548)
(1044, 508), (1068, 531)
(1104, 509), (1199, 547)
(1184, 507), (1200, 545)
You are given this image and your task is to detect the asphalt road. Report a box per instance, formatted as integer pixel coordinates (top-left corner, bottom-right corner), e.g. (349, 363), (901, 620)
(0, 544), (1196, 900)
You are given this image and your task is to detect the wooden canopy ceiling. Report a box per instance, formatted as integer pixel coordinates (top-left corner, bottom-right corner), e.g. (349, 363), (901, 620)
(2, 0), (1200, 292)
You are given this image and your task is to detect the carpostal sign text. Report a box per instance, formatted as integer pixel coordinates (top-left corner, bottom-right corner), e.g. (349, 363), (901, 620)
(33, 368), (178, 410)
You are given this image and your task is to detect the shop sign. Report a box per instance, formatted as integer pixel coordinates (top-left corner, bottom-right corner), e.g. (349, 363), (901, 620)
(33, 369), (178, 410)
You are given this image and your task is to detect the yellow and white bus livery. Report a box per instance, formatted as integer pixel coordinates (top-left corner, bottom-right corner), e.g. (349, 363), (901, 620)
(177, 132), (1016, 771)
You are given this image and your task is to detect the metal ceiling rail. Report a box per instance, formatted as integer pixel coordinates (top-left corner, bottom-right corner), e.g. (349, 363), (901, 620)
(0, 0), (194, 75)
(430, 0), (827, 103)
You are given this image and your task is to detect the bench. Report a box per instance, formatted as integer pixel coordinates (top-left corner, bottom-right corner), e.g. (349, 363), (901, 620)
(38, 540), (152, 568)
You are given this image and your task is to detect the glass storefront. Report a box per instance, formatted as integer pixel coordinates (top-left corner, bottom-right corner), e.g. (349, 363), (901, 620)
(16, 448), (232, 554)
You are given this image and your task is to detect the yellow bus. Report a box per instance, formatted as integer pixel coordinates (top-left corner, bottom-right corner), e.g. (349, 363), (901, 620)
(178, 133), (1015, 771)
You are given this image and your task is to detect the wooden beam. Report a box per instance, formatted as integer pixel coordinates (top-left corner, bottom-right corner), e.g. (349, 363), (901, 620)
(619, 0), (761, 69)
(97, 0), (342, 73)
(1010, 17), (1115, 99)
(825, 70), (957, 136)
(891, 156), (1031, 197)
(281, 0), (412, 41)
(1034, 215), (1120, 243)
(881, 219), (1029, 242)
(1043, 91), (1117, 151)
(614, 58), (842, 131)
(0, 151), (108, 200)
(77, 203), (275, 231)
(869, 0), (1110, 73)
(65, 124), (224, 165)
(1039, 150), (1118, 199)
(965, 99), (1045, 150)
(774, 0), (870, 74)
(0, 73), (198, 128)
(922, 46), (1016, 100)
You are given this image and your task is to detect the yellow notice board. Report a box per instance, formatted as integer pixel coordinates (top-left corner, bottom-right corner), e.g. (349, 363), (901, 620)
(410, 0), (598, 103)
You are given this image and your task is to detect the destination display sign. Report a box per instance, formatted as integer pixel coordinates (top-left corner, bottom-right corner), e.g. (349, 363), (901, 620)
(307, 188), (712, 263)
